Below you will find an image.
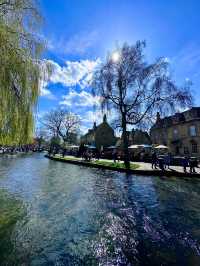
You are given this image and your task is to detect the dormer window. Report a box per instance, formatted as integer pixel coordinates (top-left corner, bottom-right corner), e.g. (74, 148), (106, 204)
(189, 125), (197, 137)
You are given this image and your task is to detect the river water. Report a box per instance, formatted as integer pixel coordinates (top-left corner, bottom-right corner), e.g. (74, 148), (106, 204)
(0, 153), (200, 265)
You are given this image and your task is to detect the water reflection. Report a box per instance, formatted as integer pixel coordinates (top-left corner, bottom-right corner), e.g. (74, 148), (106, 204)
(0, 154), (200, 265)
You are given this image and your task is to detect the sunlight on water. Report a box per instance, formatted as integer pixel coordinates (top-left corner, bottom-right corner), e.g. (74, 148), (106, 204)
(0, 154), (200, 265)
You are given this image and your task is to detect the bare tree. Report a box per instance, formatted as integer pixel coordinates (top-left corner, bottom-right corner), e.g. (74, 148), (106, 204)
(35, 127), (49, 149)
(42, 108), (81, 144)
(93, 41), (193, 168)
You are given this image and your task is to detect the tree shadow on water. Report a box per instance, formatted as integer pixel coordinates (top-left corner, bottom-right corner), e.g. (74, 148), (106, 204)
(0, 189), (25, 265)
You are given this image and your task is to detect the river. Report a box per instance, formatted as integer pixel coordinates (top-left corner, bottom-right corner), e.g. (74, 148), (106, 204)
(0, 153), (200, 265)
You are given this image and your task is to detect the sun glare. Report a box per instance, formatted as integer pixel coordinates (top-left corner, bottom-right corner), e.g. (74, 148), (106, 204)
(112, 51), (120, 62)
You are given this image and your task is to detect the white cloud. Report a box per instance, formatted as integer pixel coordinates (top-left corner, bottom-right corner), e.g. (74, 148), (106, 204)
(39, 57), (100, 100)
(46, 58), (101, 89)
(39, 79), (56, 100)
(81, 109), (117, 125)
(59, 90), (101, 107)
(79, 125), (89, 135)
(81, 110), (104, 124)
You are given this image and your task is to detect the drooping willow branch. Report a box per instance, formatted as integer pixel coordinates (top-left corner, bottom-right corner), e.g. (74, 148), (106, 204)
(0, 0), (45, 145)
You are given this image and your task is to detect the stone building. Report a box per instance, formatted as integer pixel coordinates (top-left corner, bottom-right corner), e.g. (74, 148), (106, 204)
(80, 115), (117, 150)
(131, 129), (152, 145)
(150, 107), (200, 156)
(116, 129), (151, 147)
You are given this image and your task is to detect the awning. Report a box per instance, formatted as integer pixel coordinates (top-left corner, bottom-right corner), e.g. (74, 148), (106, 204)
(128, 144), (152, 149)
(88, 145), (96, 149)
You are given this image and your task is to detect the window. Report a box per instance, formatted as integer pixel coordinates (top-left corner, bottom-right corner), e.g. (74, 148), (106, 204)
(192, 143), (198, 153)
(173, 129), (178, 138)
(184, 147), (189, 154)
(175, 146), (180, 155)
(189, 125), (197, 137)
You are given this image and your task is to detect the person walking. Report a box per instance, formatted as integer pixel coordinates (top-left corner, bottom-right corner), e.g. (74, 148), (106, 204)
(158, 157), (164, 171)
(152, 152), (158, 169)
(182, 157), (189, 173)
(164, 153), (171, 169)
(189, 158), (196, 173)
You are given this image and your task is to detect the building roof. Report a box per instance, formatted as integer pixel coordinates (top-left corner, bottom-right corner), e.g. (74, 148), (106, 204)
(151, 107), (200, 130)
(81, 114), (113, 138)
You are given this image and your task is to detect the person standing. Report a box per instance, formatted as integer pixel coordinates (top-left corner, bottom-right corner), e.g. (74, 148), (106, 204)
(112, 149), (117, 163)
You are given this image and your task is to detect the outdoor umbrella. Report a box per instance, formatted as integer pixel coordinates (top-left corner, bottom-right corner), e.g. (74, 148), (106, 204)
(155, 145), (168, 149)
(128, 145), (142, 149)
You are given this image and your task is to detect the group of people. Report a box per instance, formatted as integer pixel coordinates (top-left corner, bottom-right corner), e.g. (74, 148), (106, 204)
(151, 152), (199, 173)
(82, 150), (98, 161)
(182, 156), (198, 173)
(151, 152), (171, 171)
(0, 144), (43, 154)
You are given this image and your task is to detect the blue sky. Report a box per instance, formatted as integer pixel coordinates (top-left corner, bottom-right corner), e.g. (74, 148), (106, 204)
(38, 0), (200, 133)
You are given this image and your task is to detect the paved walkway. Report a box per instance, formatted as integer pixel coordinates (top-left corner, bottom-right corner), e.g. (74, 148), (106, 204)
(62, 155), (200, 175)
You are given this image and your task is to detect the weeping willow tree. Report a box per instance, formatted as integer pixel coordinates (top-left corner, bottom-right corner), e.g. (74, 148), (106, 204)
(0, 0), (45, 145)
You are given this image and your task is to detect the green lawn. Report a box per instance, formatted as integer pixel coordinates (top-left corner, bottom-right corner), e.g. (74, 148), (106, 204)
(52, 155), (140, 170)
(91, 160), (139, 170)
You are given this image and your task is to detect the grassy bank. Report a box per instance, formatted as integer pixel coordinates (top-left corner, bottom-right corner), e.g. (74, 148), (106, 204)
(53, 155), (140, 170)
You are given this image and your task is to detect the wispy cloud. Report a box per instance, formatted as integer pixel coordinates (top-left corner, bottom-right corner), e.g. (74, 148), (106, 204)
(173, 43), (200, 68)
(171, 43), (200, 79)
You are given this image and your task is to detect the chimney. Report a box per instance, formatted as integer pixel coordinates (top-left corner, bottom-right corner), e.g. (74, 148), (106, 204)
(103, 114), (107, 123)
(156, 112), (161, 122)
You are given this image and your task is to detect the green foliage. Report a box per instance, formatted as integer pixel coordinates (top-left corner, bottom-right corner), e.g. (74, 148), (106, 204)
(0, 0), (44, 145)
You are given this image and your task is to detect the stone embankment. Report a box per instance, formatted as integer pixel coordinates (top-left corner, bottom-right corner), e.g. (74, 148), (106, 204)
(45, 155), (200, 178)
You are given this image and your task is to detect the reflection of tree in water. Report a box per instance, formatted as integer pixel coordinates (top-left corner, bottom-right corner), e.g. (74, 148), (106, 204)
(0, 189), (25, 265)
(0, 155), (18, 173)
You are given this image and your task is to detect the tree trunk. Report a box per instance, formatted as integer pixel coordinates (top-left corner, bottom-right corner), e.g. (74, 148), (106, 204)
(122, 115), (130, 169)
